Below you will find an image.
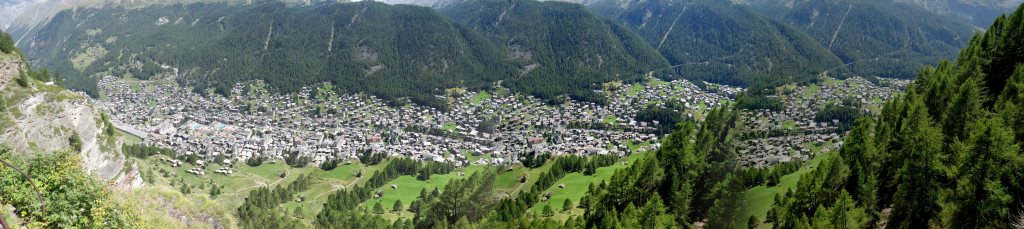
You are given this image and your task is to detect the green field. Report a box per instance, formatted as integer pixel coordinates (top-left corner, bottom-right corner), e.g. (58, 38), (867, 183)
(442, 122), (458, 132)
(741, 152), (834, 228)
(650, 78), (669, 87)
(848, 80), (860, 89)
(528, 172), (592, 219)
(361, 165), (489, 214)
(782, 120), (797, 130)
(470, 91), (491, 105)
(802, 84), (820, 99)
(803, 140), (833, 154)
(624, 140), (652, 152)
(135, 152), (576, 224)
(133, 155), (399, 225)
(526, 152), (648, 221)
(602, 115), (618, 125)
(132, 146), (657, 224)
(824, 78), (843, 87)
(627, 84), (645, 97)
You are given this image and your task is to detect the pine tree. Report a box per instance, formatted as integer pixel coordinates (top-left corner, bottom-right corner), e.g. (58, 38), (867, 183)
(619, 203), (641, 226)
(942, 77), (985, 142)
(69, 134), (83, 153)
(562, 199), (573, 213)
(996, 65), (1024, 142)
(706, 175), (748, 229)
(829, 191), (863, 228)
(810, 205), (833, 228)
(840, 117), (878, 210)
(294, 206), (305, 219)
(888, 96), (943, 228)
(542, 204), (554, 217)
(0, 31), (15, 54)
(949, 116), (1021, 228)
(373, 202), (385, 214)
(639, 193), (676, 228)
(210, 183), (221, 198)
(15, 68), (30, 87)
(393, 200), (404, 213)
(454, 216), (472, 229)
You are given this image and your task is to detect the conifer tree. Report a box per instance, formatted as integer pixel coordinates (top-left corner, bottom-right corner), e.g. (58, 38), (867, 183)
(889, 95), (943, 228)
(942, 77), (985, 142)
(948, 116), (1021, 228)
(393, 200), (404, 213)
(373, 202), (385, 214)
(542, 204), (554, 217)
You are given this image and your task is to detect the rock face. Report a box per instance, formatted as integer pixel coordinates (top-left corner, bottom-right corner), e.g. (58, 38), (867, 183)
(0, 56), (22, 90)
(0, 54), (141, 189)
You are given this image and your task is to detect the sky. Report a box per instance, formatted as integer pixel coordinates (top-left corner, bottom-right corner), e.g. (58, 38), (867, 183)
(0, 0), (53, 6)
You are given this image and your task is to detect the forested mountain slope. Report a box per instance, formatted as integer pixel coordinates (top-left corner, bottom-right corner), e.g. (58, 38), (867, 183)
(744, 0), (977, 79)
(439, 0), (672, 103)
(597, 0), (844, 87)
(24, 1), (518, 108)
(23, 0), (682, 107)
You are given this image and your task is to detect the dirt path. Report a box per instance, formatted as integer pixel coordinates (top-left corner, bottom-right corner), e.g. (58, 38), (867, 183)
(226, 181), (268, 196)
(224, 174), (285, 196)
(310, 176), (362, 201)
(510, 180), (527, 195)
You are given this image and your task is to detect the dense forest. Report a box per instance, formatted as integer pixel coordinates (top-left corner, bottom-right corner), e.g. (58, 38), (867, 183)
(606, 0), (845, 88)
(755, 0), (976, 79)
(23, 0), (677, 108)
(440, 0), (673, 104)
(26, 1), (515, 108)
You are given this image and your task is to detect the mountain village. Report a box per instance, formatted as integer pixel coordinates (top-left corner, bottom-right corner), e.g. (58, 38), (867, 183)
(99, 74), (907, 174)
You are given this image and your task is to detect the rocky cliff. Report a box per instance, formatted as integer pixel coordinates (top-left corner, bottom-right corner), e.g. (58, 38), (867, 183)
(0, 53), (142, 189)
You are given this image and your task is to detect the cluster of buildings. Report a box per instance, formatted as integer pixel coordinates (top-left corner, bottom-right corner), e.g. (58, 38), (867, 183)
(737, 77), (910, 167)
(98, 76), (736, 168)
(98, 73), (910, 171)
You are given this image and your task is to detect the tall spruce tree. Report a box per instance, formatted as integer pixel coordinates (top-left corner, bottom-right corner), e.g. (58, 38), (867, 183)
(948, 116), (1021, 228)
(888, 95), (944, 228)
(942, 77), (985, 142)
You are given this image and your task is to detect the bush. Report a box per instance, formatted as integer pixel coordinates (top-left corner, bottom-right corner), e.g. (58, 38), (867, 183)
(246, 157), (264, 167)
(69, 134), (83, 153)
(0, 31), (15, 54)
(320, 159), (339, 171)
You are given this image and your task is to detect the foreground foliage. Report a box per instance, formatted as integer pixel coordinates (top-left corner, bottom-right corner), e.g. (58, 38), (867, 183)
(771, 4), (1024, 228)
(0, 148), (141, 228)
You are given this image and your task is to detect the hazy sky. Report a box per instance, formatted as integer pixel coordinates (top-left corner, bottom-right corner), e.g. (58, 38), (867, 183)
(0, 0), (52, 6)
